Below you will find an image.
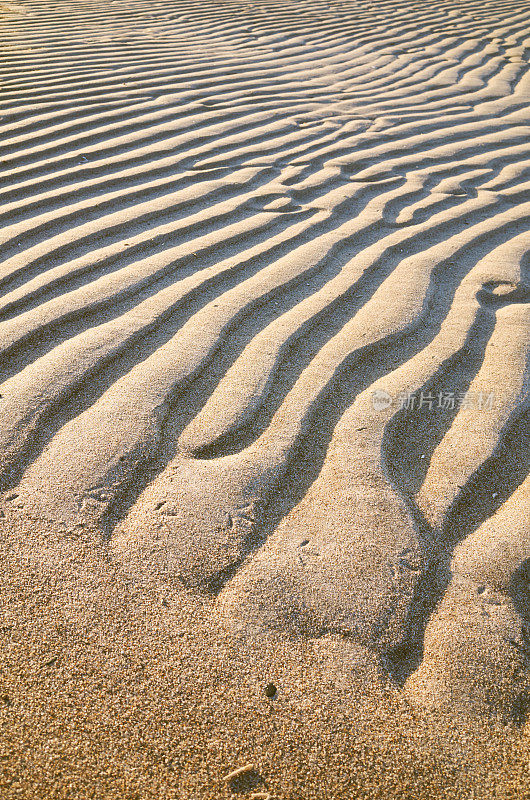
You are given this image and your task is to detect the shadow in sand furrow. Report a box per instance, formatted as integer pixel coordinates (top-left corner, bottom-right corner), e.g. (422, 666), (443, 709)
(0, 59), (320, 101)
(0, 149), (271, 208)
(0, 170), (279, 281)
(0, 210), (319, 383)
(249, 127), (530, 194)
(7, 189), (496, 532)
(82, 213), (530, 551)
(384, 318), (497, 498)
(444, 402), (530, 549)
(0, 169), (403, 330)
(388, 403), (530, 705)
(0, 161), (266, 228)
(107, 221), (529, 599)
(0, 96), (164, 142)
(2, 108), (525, 246)
(381, 276), (530, 684)
(0, 27), (523, 175)
(0, 107), (333, 195)
(173, 208), (530, 462)
(340, 107), (530, 163)
(0, 104), (308, 174)
(0, 172), (289, 300)
(0, 203), (298, 323)
(307, 125), (530, 184)
(78, 281), (443, 530)
(337, 54), (495, 101)
(0, 90), (515, 200)
(0, 225), (369, 486)
(0, 70), (343, 155)
(0, 188), (407, 486)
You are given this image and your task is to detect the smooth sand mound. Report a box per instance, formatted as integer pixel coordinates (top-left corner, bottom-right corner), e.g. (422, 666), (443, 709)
(0, 0), (529, 796)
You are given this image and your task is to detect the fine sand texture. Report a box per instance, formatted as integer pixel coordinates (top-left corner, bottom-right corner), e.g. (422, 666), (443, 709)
(0, 0), (529, 797)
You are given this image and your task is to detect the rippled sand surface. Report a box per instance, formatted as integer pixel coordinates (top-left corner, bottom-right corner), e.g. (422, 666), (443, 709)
(0, 1), (529, 797)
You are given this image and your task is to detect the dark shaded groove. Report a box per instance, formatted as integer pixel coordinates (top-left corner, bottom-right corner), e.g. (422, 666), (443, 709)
(0, 211), (308, 382)
(383, 308), (498, 498)
(0, 178), (284, 309)
(0, 172), (276, 292)
(0, 165), (393, 340)
(384, 402), (530, 684)
(380, 315), (530, 682)
(104, 290), (442, 539)
(0, 160), (265, 230)
(444, 401), (530, 549)
(187, 214), (530, 460)
(0, 105), (289, 187)
(103, 218), (529, 541)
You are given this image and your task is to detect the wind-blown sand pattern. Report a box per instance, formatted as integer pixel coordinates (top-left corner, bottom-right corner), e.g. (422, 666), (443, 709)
(1, 0), (530, 794)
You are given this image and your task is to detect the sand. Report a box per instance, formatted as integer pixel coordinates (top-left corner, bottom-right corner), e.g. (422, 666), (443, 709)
(0, 0), (529, 796)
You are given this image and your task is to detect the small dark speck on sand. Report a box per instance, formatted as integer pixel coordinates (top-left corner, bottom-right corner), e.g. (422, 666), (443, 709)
(42, 656), (59, 668)
(264, 683), (277, 698)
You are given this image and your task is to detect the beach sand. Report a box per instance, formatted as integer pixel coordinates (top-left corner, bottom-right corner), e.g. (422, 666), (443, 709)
(0, 0), (529, 796)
